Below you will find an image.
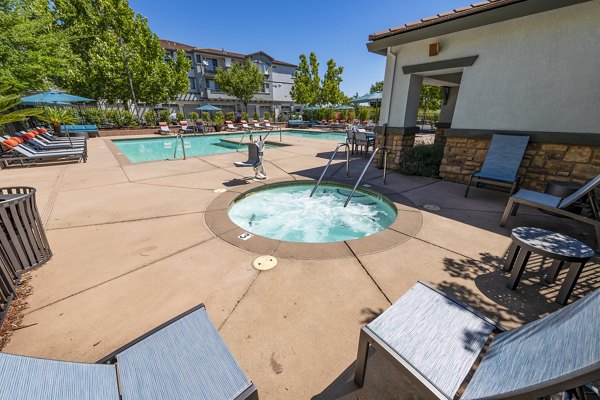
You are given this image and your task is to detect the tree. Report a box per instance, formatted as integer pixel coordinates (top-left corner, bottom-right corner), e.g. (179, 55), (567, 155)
(0, 85), (43, 128)
(320, 59), (346, 105)
(370, 81), (384, 93)
(53, 0), (190, 104)
(0, 0), (74, 94)
(215, 58), (264, 111)
(419, 85), (443, 122)
(290, 52), (320, 106)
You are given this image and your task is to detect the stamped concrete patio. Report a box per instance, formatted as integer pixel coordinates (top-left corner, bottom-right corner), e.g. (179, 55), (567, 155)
(0, 133), (598, 399)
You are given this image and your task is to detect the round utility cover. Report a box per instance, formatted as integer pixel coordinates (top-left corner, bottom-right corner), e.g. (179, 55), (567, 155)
(213, 188), (227, 193)
(423, 204), (441, 211)
(253, 255), (278, 271)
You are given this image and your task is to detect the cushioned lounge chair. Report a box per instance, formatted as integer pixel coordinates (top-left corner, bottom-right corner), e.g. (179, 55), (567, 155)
(500, 174), (600, 248)
(262, 120), (274, 131)
(464, 134), (530, 197)
(35, 128), (86, 143)
(12, 132), (85, 150)
(225, 121), (238, 131)
(1, 138), (85, 168)
(158, 122), (172, 135)
(354, 281), (600, 399)
(0, 304), (257, 400)
(179, 121), (195, 134)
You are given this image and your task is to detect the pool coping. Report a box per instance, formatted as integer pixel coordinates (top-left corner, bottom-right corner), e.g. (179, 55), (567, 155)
(204, 178), (423, 260)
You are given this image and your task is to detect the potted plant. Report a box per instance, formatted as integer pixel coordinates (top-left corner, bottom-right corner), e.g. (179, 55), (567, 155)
(264, 111), (270, 121)
(188, 111), (199, 122)
(241, 111), (249, 122)
(226, 111), (234, 122)
(39, 107), (78, 136)
(213, 111), (224, 132)
(252, 111), (259, 121)
(201, 111), (211, 122)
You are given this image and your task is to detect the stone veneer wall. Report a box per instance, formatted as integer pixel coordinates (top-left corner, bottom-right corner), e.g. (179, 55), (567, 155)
(439, 137), (600, 191)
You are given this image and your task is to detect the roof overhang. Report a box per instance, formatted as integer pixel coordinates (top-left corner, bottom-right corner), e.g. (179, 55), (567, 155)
(367, 0), (592, 55)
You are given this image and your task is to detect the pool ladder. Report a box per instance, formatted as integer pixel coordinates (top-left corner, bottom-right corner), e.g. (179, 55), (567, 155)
(309, 143), (350, 197)
(343, 147), (388, 207)
(173, 134), (187, 160)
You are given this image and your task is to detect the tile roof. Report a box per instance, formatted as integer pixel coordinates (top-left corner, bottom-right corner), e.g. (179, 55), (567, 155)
(369, 0), (524, 41)
(159, 39), (195, 52)
(197, 48), (247, 59)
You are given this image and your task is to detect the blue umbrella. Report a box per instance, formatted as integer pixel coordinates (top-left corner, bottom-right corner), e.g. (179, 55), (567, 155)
(303, 106), (321, 111)
(334, 105), (354, 110)
(349, 92), (382, 104)
(196, 104), (222, 112)
(21, 91), (95, 105)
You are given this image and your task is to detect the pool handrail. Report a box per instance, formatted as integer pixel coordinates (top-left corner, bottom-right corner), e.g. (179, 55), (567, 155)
(343, 147), (388, 207)
(310, 143), (350, 197)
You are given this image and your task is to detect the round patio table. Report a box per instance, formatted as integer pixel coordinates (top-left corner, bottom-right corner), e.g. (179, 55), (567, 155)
(503, 227), (594, 305)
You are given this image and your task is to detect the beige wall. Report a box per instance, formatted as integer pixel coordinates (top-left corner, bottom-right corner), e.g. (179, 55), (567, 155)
(380, 1), (600, 134)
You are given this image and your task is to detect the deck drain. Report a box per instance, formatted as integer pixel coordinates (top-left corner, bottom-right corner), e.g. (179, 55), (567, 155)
(253, 255), (278, 271)
(213, 188), (227, 193)
(423, 204), (441, 211)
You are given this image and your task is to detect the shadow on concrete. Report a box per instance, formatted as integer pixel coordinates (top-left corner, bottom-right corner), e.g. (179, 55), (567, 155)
(222, 178), (252, 187)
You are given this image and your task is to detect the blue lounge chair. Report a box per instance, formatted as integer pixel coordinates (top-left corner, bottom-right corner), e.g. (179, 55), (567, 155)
(500, 174), (600, 249)
(0, 304), (257, 399)
(355, 281), (600, 399)
(464, 134), (530, 197)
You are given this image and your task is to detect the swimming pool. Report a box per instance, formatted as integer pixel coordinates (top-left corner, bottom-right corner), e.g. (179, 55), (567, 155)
(228, 182), (396, 243)
(112, 130), (346, 163)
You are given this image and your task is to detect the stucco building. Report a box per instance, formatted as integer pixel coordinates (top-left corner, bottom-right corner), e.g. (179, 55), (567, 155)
(368, 0), (599, 190)
(160, 39), (298, 119)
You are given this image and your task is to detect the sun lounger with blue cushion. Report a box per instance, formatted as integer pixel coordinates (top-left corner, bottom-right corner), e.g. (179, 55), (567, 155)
(464, 134), (530, 197)
(0, 304), (257, 399)
(355, 281), (600, 399)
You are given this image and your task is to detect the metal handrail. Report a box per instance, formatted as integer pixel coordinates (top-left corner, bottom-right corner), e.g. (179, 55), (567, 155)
(343, 147), (388, 207)
(310, 143), (350, 197)
(237, 131), (247, 152)
(173, 134), (187, 160)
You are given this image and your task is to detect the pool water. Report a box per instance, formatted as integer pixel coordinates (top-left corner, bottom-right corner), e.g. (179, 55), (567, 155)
(113, 130), (346, 163)
(228, 183), (396, 243)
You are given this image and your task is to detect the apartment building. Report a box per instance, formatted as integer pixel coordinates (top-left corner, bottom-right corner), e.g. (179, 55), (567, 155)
(160, 39), (298, 119)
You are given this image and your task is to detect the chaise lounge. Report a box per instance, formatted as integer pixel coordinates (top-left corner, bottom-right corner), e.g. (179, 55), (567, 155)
(0, 304), (257, 399)
(354, 281), (600, 399)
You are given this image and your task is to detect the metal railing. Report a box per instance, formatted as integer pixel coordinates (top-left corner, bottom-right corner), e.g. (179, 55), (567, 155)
(344, 147), (388, 207)
(310, 143), (350, 197)
(173, 134), (187, 160)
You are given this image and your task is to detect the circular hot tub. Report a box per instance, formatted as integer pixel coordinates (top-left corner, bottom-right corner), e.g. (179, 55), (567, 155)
(227, 182), (397, 243)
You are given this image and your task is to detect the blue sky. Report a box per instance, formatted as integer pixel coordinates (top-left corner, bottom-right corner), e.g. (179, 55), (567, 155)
(129, 0), (475, 96)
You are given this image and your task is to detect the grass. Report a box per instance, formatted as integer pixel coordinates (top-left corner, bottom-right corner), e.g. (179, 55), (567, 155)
(396, 143), (444, 177)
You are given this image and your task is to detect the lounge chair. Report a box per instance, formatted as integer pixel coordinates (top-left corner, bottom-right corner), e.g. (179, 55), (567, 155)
(225, 121), (238, 131)
(34, 127), (86, 143)
(158, 122), (172, 135)
(252, 120), (263, 130)
(262, 120), (274, 131)
(195, 121), (207, 133)
(354, 281), (600, 399)
(241, 120), (251, 131)
(1, 138), (85, 167)
(179, 121), (195, 134)
(12, 132), (85, 150)
(464, 134), (530, 197)
(0, 304), (257, 399)
(500, 174), (600, 248)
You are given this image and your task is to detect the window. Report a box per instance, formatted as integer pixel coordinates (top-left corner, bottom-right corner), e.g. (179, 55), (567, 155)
(163, 51), (173, 62)
(263, 83), (270, 93)
(195, 54), (202, 63)
(206, 79), (219, 91)
(205, 58), (218, 72)
(189, 77), (196, 90)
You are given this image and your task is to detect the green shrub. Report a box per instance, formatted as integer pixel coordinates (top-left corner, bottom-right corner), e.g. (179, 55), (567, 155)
(105, 109), (122, 127)
(144, 110), (157, 126)
(81, 108), (105, 125)
(396, 143), (444, 178)
(226, 112), (234, 121)
(252, 111), (259, 121)
(121, 110), (137, 127)
(176, 111), (185, 121)
(213, 111), (224, 125)
(201, 111), (210, 122)
(263, 111), (270, 120)
(158, 109), (169, 122)
(241, 111), (248, 121)
(188, 111), (199, 121)
(357, 107), (370, 122)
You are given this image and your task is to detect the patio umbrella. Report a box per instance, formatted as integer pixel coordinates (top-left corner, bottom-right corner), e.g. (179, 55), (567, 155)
(21, 91), (95, 106)
(349, 91), (382, 104)
(302, 106), (321, 111)
(334, 105), (354, 110)
(196, 104), (222, 112)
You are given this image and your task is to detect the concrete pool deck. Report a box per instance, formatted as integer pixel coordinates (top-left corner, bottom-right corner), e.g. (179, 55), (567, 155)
(0, 133), (598, 399)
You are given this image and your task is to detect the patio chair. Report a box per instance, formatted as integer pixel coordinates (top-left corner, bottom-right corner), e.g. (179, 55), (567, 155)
(195, 120), (207, 133)
(225, 121), (238, 131)
(158, 122), (172, 135)
(34, 127), (86, 143)
(12, 132), (85, 150)
(179, 121), (195, 134)
(263, 120), (274, 131)
(1, 137), (86, 167)
(464, 134), (530, 197)
(241, 121), (252, 131)
(500, 174), (600, 248)
(0, 304), (257, 400)
(252, 120), (263, 130)
(354, 129), (374, 156)
(354, 281), (600, 399)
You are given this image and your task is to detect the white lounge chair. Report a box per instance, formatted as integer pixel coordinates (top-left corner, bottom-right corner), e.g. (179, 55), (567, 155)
(158, 122), (172, 135)
(179, 121), (195, 134)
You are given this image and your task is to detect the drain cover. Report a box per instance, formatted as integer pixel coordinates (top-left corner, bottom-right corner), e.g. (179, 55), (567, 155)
(253, 255), (278, 271)
(213, 188), (227, 193)
(423, 204), (441, 211)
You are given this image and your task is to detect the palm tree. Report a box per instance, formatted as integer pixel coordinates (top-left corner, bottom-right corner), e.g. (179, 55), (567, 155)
(0, 85), (43, 128)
